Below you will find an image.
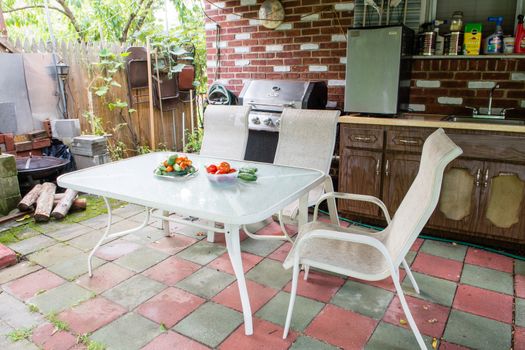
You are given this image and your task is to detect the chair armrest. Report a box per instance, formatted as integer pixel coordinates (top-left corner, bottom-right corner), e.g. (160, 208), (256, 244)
(313, 192), (391, 224)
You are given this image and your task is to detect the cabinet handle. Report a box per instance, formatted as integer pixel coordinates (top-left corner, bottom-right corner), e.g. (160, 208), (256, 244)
(385, 160), (390, 176)
(376, 159), (380, 176)
(483, 169), (490, 188)
(354, 135), (372, 142)
(498, 172), (515, 176)
(475, 168), (481, 187)
(398, 138), (419, 145)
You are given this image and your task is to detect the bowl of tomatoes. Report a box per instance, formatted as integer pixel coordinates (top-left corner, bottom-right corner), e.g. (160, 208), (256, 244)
(205, 161), (238, 184)
(154, 154), (197, 180)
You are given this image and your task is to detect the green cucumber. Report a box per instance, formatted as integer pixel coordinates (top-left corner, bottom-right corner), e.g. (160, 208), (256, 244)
(238, 172), (257, 182)
(239, 167), (257, 174)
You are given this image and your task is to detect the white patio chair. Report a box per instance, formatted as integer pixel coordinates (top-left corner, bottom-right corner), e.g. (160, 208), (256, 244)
(282, 128), (462, 350)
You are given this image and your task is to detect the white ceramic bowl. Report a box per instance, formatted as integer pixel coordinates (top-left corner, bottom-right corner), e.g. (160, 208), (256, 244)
(205, 169), (238, 185)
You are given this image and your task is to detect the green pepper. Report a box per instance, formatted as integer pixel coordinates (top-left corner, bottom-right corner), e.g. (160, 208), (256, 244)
(238, 172), (257, 182)
(168, 154), (177, 165)
(239, 167), (257, 174)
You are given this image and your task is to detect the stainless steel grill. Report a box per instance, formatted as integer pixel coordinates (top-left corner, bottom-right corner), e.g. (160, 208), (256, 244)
(239, 80), (327, 162)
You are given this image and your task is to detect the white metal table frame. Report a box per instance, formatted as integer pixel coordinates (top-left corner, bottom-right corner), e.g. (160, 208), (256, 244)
(58, 153), (325, 336)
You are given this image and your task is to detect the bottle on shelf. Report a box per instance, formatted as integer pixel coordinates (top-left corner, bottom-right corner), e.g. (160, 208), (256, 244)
(515, 15), (525, 54)
(484, 16), (504, 54)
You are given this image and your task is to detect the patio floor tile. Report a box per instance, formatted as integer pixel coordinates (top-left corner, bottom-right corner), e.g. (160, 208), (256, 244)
(142, 331), (210, 350)
(27, 243), (81, 267)
(383, 295), (450, 338)
(208, 251), (263, 275)
(166, 218), (208, 240)
(516, 275), (525, 298)
(401, 272), (457, 307)
(219, 317), (297, 350)
(411, 252), (463, 282)
(365, 321), (436, 350)
(122, 226), (167, 245)
(516, 259), (525, 275)
(515, 326), (525, 350)
(350, 269), (407, 292)
(240, 238), (283, 257)
(255, 291), (324, 332)
(3, 269), (64, 301)
(516, 298), (525, 327)
(460, 264), (513, 295)
(102, 274), (165, 310)
(142, 256), (200, 286)
(0, 320), (40, 350)
(212, 280), (278, 313)
(112, 204), (145, 219)
(267, 242), (293, 263)
(246, 259), (292, 289)
(148, 235), (197, 255)
(176, 267), (235, 299)
(79, 213), (124, 230)
(283, 270), (345, 303)
(464, 248), (514, 273)
(173, 302), (243, 348)
(27, 282), (93, 314)
(91, 312), (162, 350)
(410, 238), (424, 252)
(44, 223), (94, 242)
(305, 304), (377, 349)
(114, 246), (169, 273)
(47, 254), (105, 281)
(330, 280), (393, 319)
(94, 239), (142, 261)
(289, 336), (340, 350)
(439, 341), (471, 349)
(7, 234), (56, 256)
(176, 240), (227, 265)
(453, 284), (513, 324)
(420, 240), (467, 261)
(75, 262), (134, 293)
(136, 287), (205, 328)
(58, 296), (127, 334)
(67, 230), (116, 252)
(0, 292), (44, 328)
(31, 322), (77, 350)
(443, 309), (511, 350)
(0, 261), (41, 284)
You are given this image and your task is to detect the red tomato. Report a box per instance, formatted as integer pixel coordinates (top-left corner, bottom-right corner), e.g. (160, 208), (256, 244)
(229, 168), (236, 173)
(217, 169), (228, 174)
(206, 165), (217, 174)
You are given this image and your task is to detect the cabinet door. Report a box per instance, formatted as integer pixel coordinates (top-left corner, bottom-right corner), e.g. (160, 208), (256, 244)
(427, 159), (484, 233)
(338, 148), (383, 217)
(476, 162), (525, 243)
(382, 153), (421, 215)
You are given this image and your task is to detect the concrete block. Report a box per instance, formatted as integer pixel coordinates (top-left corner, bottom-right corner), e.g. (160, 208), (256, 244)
(204, 23), (218, 30)
(0, 153), (17, 178)
(416, 80), (441, 88)
(309, 65), (328, 72)
(266, 44), (283, 52)
(335, 3), (355, 11)
(328, 80), (346, 86)
(0, 194), (21, 216)
(438, 97), (463, 105)
(235, 59), (250, 67)
(511, 73), (525, 81)
(234, 46), (250, 53)
(301, 14), (320, 22)
(468, 81), (496, 89)
(332, 34), (347, 42)
(301, 43), (319, 50)
(409, 104), (426, 112)
(235, 33), (251, 40)
(0, 176), (21, 197)
(0, 245), (17, 269)
(274, 66), (291, 72)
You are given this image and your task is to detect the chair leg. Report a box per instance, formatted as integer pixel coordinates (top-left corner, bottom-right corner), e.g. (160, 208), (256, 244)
(303, 265), (310, 281)
(283, 262), (300, 339)
(402, 259), (420, 294)
(207, 221), (216, 243)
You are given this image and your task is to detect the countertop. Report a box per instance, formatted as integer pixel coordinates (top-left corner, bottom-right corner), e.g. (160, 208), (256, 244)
(339, 114), (525, 133)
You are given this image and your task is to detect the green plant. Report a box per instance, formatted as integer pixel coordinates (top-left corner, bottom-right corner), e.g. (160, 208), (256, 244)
(184, 128), (203, 153)
(28, 304), (39, 313)
(7, 328), (32, 342)
(78, 334), (106, 350)
(47, 312), (69, 332)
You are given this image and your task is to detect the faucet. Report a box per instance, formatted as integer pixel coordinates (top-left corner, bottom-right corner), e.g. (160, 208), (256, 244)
(487, 83), (500, 116)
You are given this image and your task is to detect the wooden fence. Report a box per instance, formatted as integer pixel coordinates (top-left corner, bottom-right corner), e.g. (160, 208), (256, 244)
(11, 38), (203, 156)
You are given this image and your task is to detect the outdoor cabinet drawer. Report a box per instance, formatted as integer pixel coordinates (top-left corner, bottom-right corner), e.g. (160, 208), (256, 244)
(340, 124), (384, 150)
(386, 127), (434, 153)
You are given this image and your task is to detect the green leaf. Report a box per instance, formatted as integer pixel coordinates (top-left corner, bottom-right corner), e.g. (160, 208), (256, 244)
(170, 63), (186, 73)
(170, 47), (188, 56)
(98, 48), (111, 58)
(129, 108), (137, 113)
(95, 86), (109, 96)
(110, 81), (121, 88)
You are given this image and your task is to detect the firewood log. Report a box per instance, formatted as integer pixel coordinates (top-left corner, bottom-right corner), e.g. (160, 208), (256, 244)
(51, 189), (78, 220)
(53, 198), (86, 211)
(34, 183), (56, 222)
(17, 184), (43, 211)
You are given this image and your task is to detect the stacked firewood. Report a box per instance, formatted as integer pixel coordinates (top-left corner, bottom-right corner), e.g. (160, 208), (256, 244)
(18, 183), (86, 222)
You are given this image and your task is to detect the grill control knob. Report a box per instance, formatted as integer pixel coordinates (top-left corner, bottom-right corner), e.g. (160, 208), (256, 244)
(263, 118), (274, 127)
(275, 119), (281, 128)
(251, 116), (261, 124)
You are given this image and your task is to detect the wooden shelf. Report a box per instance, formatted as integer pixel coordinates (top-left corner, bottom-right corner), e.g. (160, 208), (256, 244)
(411, 54), (525, 59)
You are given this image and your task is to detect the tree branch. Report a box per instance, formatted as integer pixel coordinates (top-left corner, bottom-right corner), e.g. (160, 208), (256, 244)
(127, 0), (155, 42)
(3, 5), (68, 17)
(54, 0), (83, 40)
(120, 0), (147, 43)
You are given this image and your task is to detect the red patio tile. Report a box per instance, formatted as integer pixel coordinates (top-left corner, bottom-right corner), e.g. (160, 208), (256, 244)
(137, 287), (205, 328)
(143, 256), (200, 286)
(383, 295), (450, 338)
(3, 269), (65, 301)
(148, 235), (197, 255)
(0, 244), (17, 269)
(219, 317), (297, 350)
(452, 284), (513, 324)
(94, 240), (141, 261)
(267, 242), (293, 263)
(514, 326), (525, 350)
(212, 229), (249, 245)
(350, 269), (407, 292)
(142, 331), (210, 350)
(208, 252), (263, 275)
(58, 296), (127, 334)
(464, 248), (513, 273)
(411, 252), (463, 282)
(305, 304), (377, 349)
(283, 270), (345, 303)
(76, 262), (134, 294)
(411, 238), (424, 252)
(32, 323), (77, 350)
(212, 280), (278, 313)
(516, 274), (525, 299)
(439, 341), (471, 349)
(257, 221), (296, 238)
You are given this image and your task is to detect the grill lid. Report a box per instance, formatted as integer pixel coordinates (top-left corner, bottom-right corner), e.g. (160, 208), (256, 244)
(239, 80), (316, 112)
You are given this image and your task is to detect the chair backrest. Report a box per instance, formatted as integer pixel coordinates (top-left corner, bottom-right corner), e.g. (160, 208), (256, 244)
(200, 105), (250, 160)
(385, 128), (462, 264)
(273, 109), (340, 174)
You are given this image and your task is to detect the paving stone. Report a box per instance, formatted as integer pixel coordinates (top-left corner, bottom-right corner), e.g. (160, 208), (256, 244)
(365, 321), (436, 350)
(47, 253), (105, 280)
(0, 261), (41, 284)
(516, 259), (525, 276)
(44, 223), (94, 242)
(173, 302), (243, 348)
(516, 298), (525, 327)
(176, 267), (235, 299)
(401, 272), (457, 307)
(256, 291), (324, 331)
(0, 292), (44, 328)
(112, 204), (145, 219)
(267, 242), (293, 262)
(411, 252), (463, 281)
(91, 312), (162, 350)
(464, 248), (514, 273)
(122, 225), (166, 245)
(515, 326), (525, 350)
(403, 250), (417, 266)
(10, 228), (40, 240)
(27, 243), (82, 267)
(213, 280), (278, 313)
(142, 331), (210, 350)
(290, 336), (340, 350)
(31, 322), (77, 350)
(142, 256), (200, 286)
(460, 264), (513, 295)
(0, 319), (40, 350)
(67, 230), (118, 252)
(240, 238), (283, 257)
(420, 240), (467, 261)
(165, 217), (208, 240)
(453, 284), (513, 324)
(95, 239), (142, 261)
(246, 259), (292, 289)
(3, 269), (65, 301)
(282, 270), (345, 303)
(443, 310), (511, 350)
(220, 317), (297, 349)
(76, 262), (135, 294)
(102, 274), (166, 310)
(27, 282), (93, 314)
(79, 213), (125, 230)
(176, 240), (227, 265)
(7, 234), (56, 256)
(148, 235), (197, 255)
(114, 246), (169, 273)
(331, 280), (393, 319)
(516, 274), (525, 299)
(208, 251), (263, 275)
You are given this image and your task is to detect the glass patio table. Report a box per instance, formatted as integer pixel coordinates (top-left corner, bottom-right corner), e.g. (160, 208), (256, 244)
(57, 152), (325, 335)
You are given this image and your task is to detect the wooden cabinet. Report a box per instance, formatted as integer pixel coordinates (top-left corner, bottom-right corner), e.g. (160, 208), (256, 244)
(382, 153), (421, 214)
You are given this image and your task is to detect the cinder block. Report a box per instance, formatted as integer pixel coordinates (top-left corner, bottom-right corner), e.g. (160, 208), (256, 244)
(0, 176), (21, 198)
(0, 195), (21, 216)
(0, 154), (17, 178)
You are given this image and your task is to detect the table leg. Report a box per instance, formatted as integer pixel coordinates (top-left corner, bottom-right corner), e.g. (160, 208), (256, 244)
(162, 210), (170, 236)
(224, 224), (253, 335)
(297, 193), (309, 231)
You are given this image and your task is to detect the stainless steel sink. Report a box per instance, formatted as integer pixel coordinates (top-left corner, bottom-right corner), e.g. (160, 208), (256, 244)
(443, 115), (525, 125)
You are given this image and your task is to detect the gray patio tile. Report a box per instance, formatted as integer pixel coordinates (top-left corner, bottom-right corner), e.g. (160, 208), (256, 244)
(443, 310), (511, 350)
(176, 267), (235, 299)
(365, 321), (435, 350)
(103, 274), (165, 310)
(112, 204), (145, 219)
(240, 238), (283, 257)
(401, 272), (457, 307)
(27, 243), (82, 267)
(331, 280), (394, 319)
(173, 302), (242, 348)
(91, 312), (161, 350)
(176, 240), (226, 265)
(419, 240), (467, 261)
(79, 213), (125, 230)
(7, 234), (56, 256)
(67, 230), (119, 252)
(256, 291), (324, 332)
(123, 226), (167, 245)
(246, 259), (292, 289)
(167, 218), (208, 240)
(516, 298), (525, 327)
(0, 292), (44, 329)
(460, 264), (513, 295)
(515, 259), (525, 276)
(0, 261), (41, 284)
(33, 220), (71, 234)
(114, 246), (169, 273)
(12, 228), (40, 240)
(0, 319), (40, 350)
(47, 254), (105, 280)
(27, 282), (92, 314)
(44, 223), (93, 242)
(290, 336), (339, 350)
